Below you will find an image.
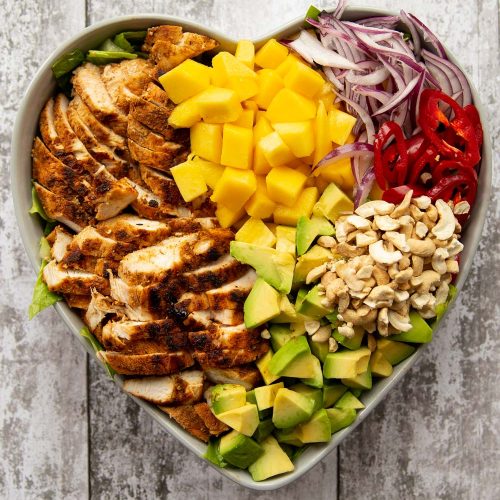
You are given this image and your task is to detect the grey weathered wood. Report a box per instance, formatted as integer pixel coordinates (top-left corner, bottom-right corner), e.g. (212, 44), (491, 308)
(0, 1), (88, 499)
(1, 0), (498, 498)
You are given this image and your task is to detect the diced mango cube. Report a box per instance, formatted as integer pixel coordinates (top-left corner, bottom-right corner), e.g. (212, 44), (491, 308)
(170, 160), (208, 202)
(158, 59), (211, 104)
(313, 182), (354, 222)
(245, 176), (276, 219)
(317, 82), (336, 111)
(212, 51), (258, 101)
(259, 132), (295, 167)
(236, 218), (277, 247)
(231, 108), (255, 128)
(254, 69), (284, 109)
(273, 187), (319, 226)
(190, 122), (222, 163)
(283, 61), (324, 99)
(266, 88), (317, 122)
(216, 204), (246, 228)
(212, 167), (257, 211)
(266, 166), (307, 207)
(313, 101), (332, 166)
(253, 115), (274, 144)
(275, 53), (301, 77)
(243, 100), (259, 112)
(314, 157), (355, 192)
(275, 226), (296, 255)
(328, 108), (357, 146)
(235, 40), (255, 69)
(220, 124), (253, 169)
(196, 87), (242, 123)
(273, 121), (315, 158)
(253, 143), (272, 175)
(194, 158), (225, 189)
(168, 96), (201, 128)
(255, 39), (289, 69)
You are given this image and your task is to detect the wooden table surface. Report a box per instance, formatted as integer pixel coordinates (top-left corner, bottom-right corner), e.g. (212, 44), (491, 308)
(1, 0), (498, 498)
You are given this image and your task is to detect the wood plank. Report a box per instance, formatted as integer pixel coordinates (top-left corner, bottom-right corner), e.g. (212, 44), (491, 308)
(0, 2), (88, 498)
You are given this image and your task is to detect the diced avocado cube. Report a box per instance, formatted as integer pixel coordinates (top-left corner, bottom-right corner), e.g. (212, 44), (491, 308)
(335, 391), (364, 410)
(271, 294), (298, 323)
(297, 409), (331, 443)
(290, 383), (323, 412)
(290, 321), (307, 337)
(326, 408), (357, 434)
(376, 339), (416, 366)
(254, 382), (285, 411)
(332, 326), (365, 350)
(295, 287), (309, 310)
(256, 350), (281, 385)
(369, 350), (393, 377)
(296, 215), (335, 256)
(323, 348), (371, 379)
(322, 382), (348, 408)
(208, 384), (247, 415)
(248, 435), (295, 481)
(272, 388), (315, 429)
(219, 430), (264, 469)
(325, 311), (339, 327)
(301, 355), (324, 388)
(280, 353), (320, 379)
(342, 367), (372, 390)
(312, 182), (354, 222)
(268, 336), (310, 376)
(246, 389), (257, 405)
(244, 277), (281, 328)
(253, 418), (275, 443)
(204, 438), (227, 468)
(293, 245), (332, 285)
(216, 403), (260, 436)
(297, 285), (335, 319)
(230, 241), (295, 294)
(389, 311), (433, 343)
(351, 389), (362, 398)
(274, 426), (303, 447)
(269, 324), (292, 351)
(309, 337), (329, 363)
(276, 225), (296, 256)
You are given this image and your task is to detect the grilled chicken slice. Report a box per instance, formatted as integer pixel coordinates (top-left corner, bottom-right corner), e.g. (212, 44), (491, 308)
(85, 290), (126, 331)
(72, 63), (128, 135)
(64, 294), (91, 310)
(42, 259), (109, 295)
(142, 82), (171, 108)
(166, 217), (218, 234)
(143, 25), (218, 73)
(176, 269), (256, 314)
(203, 366), (262, 391)
(128, 137), (187, 173)
(129, 97), (176, 139)
(160, 405), (211, 442)
(187, 309), (245, 328)
(101, 58), (156, 114)
(46, 225), (73, 262)
(118, 228), (233, 286)
(123, 369), (204, 405)
(39, 97), (73, 163)
(63, 253), (120, 277)
(138, 165), (188, 208)
(193, 343), (269, 368)
(98, 350), (194, 375)
(193, 402), (229, 436)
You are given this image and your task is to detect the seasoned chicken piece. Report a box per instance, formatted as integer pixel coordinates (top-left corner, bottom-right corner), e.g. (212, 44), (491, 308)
(98, 350), (194, 375)
(193, 343), (268, 368)
(142, 82), (170, 108)
(189, 323), (263, 352)
(93, 177), (138, 221)
(85, 290), (126, 331)
(160, 405), (211, 442)
(167, 217), (218, 233)
(42, 259), (109, 295)
(64, 294), (91, 310)
(129, 97), (176, 139)
(72, 63), (128, 135)
(193, 402), (229, 436)
(62, 253), (120, 277)
(128, 137), (187, 172)
(123, 369), (204, 405)
(138, 165), (187, 207)
(46, 225), (73, 262)
(118, 228), (234, 286)
(128, 118), (182, 155)
(143, 25), (218, 73)
(203, 366), (262, 391)
(39, 97), (72, 162)
(101, 58), (156, 113)
(176, 269), (256, 314)
(187, 309), (245, 328)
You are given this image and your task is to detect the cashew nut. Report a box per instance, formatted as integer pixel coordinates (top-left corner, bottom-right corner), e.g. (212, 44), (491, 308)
(356, 231), (378, 247)
(317, 235), (336, 248)
(410, 292), (433, 310)
(412, 196), (432, 210)
(407, 238), (436, 257)
(415, 221), (429, 239)
(306, 263), (328, 284)
(435, 281), (449, 305)
(305, 320), (321, 335)
(312, 325), (332, 342)
(431, 247), (449, 275)
(416, 270), (441, 293)
(447, 238), (464, 257)
(394, 290), (410, 302)
(337, 323), (355, 338)
(395, 268), (413, 283)
(432, 199), (457, 240)
(383, 231), (410, 252)
(391, 189), (413, 218)
(346, 214), (371, 230)
(325, 277), (348, 302)
(377, 307), (389, 336)
(369, 240), (403, 265)
(364, 285), (395, 309)
(374, 215), (400, 231)
(355, 200), (395, 218)
(337, 242), (365, 258)
(340, 308), (378, 326)
(356, 265), (374, 280)
(328, 337), (339, 352)
(412, 255), (424, 276)
(388, 310), (412, 332)
(373, 265), (391, 285)
(454, 201), (470, 215)
(446, 259), (459, 274)
(426, 204), (438, 222)
(409, 204), (424, 221)
(338, 267), (365, 292)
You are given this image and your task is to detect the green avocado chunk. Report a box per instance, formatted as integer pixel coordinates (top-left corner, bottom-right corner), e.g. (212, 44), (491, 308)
(274, 426), (303, 447)
(280, 353), (321, 380)
(312, 182), (354, 222)
(254, 382), (285, 411)
(269, 324), (292, 351)
(390, 311), (433, 343)
(335, 391), (364, 410)
(369, 350), (393, 377)
(376, 338), (416, 365)
(268, 336), (310, 376)
(332, 326), (365, 350)
(216, 403), (260, 436)
(297, 285), (335, 319)
(272, 388), (315, 429)
(326, 408), (357, 434)
(296, 215), (335, 256)
(271, 294), (298, 323)
(276, 225), (296, 256)
(293, 245), (332, 285)
(219, 430), (264, 469)
(253, 418), (275, 443)
(322, 382), (348, 408)
(244, 277), (281, 328)
(230, 241), (295, 293)
(208, 384), (247, 415)
(256, 350), (280, 385)
(290, 383), (323, 412)
(342, 367), (372, 390)
(323, 347), (371, 379)
(297, 409), (331, 443)
(248, 435), (295, 481)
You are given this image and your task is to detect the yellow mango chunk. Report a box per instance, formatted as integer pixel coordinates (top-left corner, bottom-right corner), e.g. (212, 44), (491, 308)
(212, 52), (258, 101)
(266, 88), (317, 122)
(283, 61), (324, 99)
(168, 96), (201, 128)
(266, 166), (307, 207)
(235, 40), (255, 69)
(275, 53), (301, 77)
(328, 108), (357, 146)
(212, 167), (257, 211)
(170, 160), (207, 202)
(314, 157), (355, 192)
(275, 226), (296, 255)
(259, 132), (295, 167)
(313, 101), (332, 166)
(253, 115), (274, 144)
(158, 59), (211, 104)
(255, 39), (289, 69)
(313, 182), (354, 222)
(253, 143), (272, 175)
(243, 100), (259, 112)
(190, 122), (222, 163)
(194, 158), (225, 189)
(370, 182), (384, 200)
(220, 124), (253, 169)
(273, 187), (319, 226)
(245, 176), (276, 219)
(196, 87), (242, 123)
(254, 69), (284, 109)
(231, 108), (255, 128)
(273, 121), (315, 158)
(236, 218), (277, 247)
(216, 204), (246, 228)
(317, 82), (336, 111)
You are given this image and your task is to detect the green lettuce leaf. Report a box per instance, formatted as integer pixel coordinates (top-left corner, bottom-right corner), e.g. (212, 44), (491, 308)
(80, 326), (116, 378)
(29, 186), (54, 222)
(29, 260), (62, 319)
(434, 284), (458, 322)
(204, 438), (227, 468)
(306, 5), (321, 21)
(39, 236), (51, 262)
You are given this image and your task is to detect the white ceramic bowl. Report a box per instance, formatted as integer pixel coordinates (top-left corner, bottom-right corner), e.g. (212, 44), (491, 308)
(11, 6), (492, 490)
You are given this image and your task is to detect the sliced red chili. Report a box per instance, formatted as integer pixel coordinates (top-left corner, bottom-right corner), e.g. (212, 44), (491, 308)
(464, 104), (483, 149)
(432, 159), (472, 180)
(382, 185), (426, 204)
(408, 144), (439, 185)
(427, 168), (478, 208)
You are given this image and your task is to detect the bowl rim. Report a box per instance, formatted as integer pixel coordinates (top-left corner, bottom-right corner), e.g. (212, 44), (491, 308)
(10, 5), (493, 491)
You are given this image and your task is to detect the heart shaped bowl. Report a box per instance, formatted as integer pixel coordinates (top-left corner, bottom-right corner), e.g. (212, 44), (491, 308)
(11, 5), (492, 490)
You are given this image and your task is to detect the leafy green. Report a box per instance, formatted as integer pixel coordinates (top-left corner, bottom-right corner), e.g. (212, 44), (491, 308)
(204, 438), (227, 468)
(80, 326), (116, 378)
(39, 236), (51, 262)
(29, 186), (54, 222)
(43, 221), (57, 236)
(29, 260), (62, 319)
(113, 31), (147, 52)
(51, 49), (85, 92)
(98, 38), (125, 53)
(306, 5), (321, 21)
(434, 284), (458, 323)
(86, 49), (138, 65)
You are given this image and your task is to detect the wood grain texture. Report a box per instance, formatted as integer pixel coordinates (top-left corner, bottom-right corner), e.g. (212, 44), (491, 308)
(0, 0), (498, 498)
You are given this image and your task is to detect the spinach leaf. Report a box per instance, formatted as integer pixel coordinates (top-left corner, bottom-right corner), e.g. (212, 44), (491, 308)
(80, 326), (116, 378)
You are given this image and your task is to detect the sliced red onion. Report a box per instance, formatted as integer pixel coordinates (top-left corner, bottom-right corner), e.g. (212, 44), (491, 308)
(357, 16), (400, 29)
(333, 0), (347, 18)
(372, 74), (420, 116)
(354, 168), (376, 208)
(345, 65), (390, 85)
(353, 85), (391, 104)
(400, 10), (421, 58)
(407, 13), (447, 59)
(314, 142), (374, 171)
(342, 21), (401, 36)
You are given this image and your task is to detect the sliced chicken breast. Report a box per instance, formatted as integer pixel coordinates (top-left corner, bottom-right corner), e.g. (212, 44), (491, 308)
(160, 405), (211, 442)
(203, 366), (262, 391)
(193, 402), (230, 436)
(129, 97), (176, 139)
(64, 294), (91, 310)
(128, 137), (187, 172)
(193, 344), (268, 368)
(138, 165), (188, 207)
(46, 225), (73, 262)
(85, 290), (126, 331)
(187, 309), (245, 328)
